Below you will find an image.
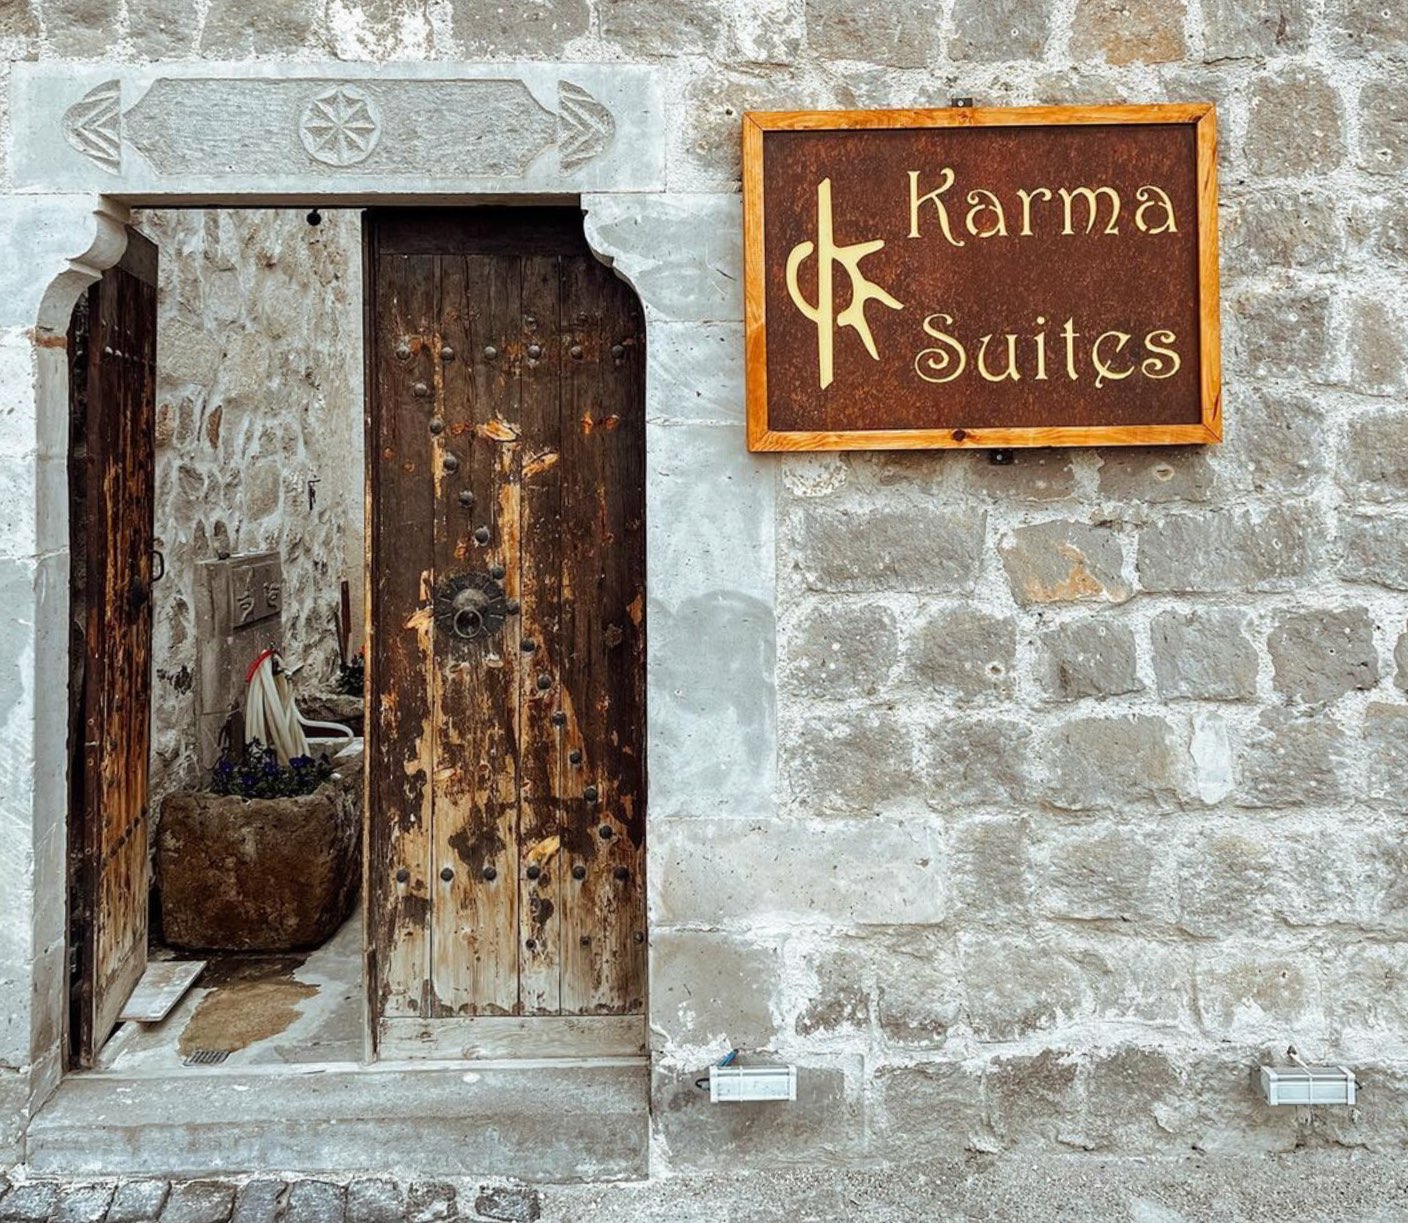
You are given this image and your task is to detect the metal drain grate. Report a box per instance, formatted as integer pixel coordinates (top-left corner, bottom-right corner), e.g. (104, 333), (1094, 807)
(182, 1048), (230, 1066)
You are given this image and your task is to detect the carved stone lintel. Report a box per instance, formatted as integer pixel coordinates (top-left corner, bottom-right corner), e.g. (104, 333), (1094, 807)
(16, 65), (660, 192)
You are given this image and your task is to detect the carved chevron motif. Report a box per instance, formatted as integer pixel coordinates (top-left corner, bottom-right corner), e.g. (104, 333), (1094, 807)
(558, 80), (615, 173)
(63, 80), (122, 174)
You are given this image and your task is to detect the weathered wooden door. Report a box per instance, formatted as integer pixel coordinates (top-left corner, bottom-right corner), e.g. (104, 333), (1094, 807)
(66, 231), (159, 1067)
(366, 210), (646, 1056)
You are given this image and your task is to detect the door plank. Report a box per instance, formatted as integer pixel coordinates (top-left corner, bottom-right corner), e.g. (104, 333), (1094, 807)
(369, 250), (439, 1018)
(379, 1014), (647, 1060)
(557, 257), (647, 1015)
(429, 254), (521, 1016)
(68, 232), (159, 1066)
(516, 255), (566, 1015)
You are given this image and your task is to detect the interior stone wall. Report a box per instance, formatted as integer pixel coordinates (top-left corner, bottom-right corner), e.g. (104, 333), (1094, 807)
(1, 0), (1406, 1178)
(136, 208), (364, 798)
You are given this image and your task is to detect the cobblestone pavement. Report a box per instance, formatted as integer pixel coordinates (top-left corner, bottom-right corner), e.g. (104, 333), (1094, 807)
(4, 1154), (1408, 1223)
(0, 1177), (545, 1223)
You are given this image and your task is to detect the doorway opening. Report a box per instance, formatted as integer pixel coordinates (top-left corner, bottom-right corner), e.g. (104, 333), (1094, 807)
(63, 204), (648, 1077)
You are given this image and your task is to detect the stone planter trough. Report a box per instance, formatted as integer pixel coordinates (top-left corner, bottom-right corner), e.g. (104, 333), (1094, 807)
(156, 756), (361, 952)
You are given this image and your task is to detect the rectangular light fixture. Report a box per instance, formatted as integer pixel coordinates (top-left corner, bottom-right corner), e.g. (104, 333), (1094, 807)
(1260, 1064), (1357, 1106)
(709, 1064), (797, 1103)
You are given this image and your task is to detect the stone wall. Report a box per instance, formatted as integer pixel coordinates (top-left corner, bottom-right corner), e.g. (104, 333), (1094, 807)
(1, 0), (1406, 1175)
(136, 208), (364, 798)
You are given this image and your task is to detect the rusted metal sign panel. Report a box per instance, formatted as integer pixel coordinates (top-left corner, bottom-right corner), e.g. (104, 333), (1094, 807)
(366, 209), (646, 1034)
(743, 104), (1220, 450)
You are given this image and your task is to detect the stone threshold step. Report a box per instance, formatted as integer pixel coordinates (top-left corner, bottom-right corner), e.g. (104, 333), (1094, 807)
(27, 1063), (648, 1181)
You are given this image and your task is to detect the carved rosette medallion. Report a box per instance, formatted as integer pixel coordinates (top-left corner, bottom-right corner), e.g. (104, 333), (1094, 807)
(299, 85), (382, 167)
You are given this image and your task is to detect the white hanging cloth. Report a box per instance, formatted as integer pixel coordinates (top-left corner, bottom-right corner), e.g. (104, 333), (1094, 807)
(243, 648), (353, 765)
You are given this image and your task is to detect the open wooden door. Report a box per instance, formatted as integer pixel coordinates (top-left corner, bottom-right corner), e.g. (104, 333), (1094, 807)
(66, 231), (159, 1068)
(366, 209), (646, 1058)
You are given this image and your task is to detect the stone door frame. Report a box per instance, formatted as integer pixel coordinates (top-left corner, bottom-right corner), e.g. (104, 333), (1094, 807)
(0, 63), (775, 1161)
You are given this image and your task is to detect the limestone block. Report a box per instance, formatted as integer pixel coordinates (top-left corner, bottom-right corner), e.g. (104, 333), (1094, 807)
(1348, 297), (1408, 395)
(127, 0), (198, 58)
(647, 321), (743, 425)
(1329, 0), (1408, 56)
(649, 930), (782, 1050)
(1175, 830), (1279, 937)
(1353, 188), (1408, 265)
(1362, 78), (1408, 174)
(733, 0), (804, 64)
(650, 1061), (863, 1171)
(906, 606), (1016, 703)
(1235, 710), (1347, 808)
(201, 0), (320, 54)
(0, 1069), (25, 1165)
(1040, 714), (1192, 812)
(783, 599), (898, 699)
(599, 0), (726, 57)
(1138, 507), (1321, 593)
(648, 590), (776, 819)
(1095, 448), (1215, 506)
(873, 929), (962, 1046)
(1194, 946), (1324, 1042)
(1267, 606), (1379, 705)
(1202, 0), (1312, 59)
(674, 66), (826, 188)
(919, 716), (1033, 811)
(451, 0), (589, 56)
(1039, 825), (1176, 923)
(1222, 189), (1346, 276)
(1226, 391), (1326, 496)
(870, 1062), (985, 1157)
(1151, 609), (1259, 701)
(946, 814), (1031, 922)
(583, 194), (740, 321)
(949, 0), (1053, 61)
(1342, 408), (1408, 501)
(155, 765), (361, 951)
(983, 1048), (1081, 1148)
(958, 935), (1089, 1041)
(0, 1), (38, 41)
(1075, 1045), (1191, 1153)
(999, 519), (1129, 605)
(1340, 515), (1408, 589)
(791, 936), (869, 1036)
(1229, 284), (1333, 383)
(782, 708), (918, 815)
(647, 816), (947, 927)
(1071, 0), (1186, 64)
(791, 503), (985, 594)
(1396, 630), (1408, 690)
(962, 449), (1075, 502)
(1362, 702), (1408, 803)
(803, 0), (940, 67)
(40, 0), (118, 56)
(1324, 942), (1408, 1039)
(1037, 618), (1141, 701)
(1245, 68), (1347, 175)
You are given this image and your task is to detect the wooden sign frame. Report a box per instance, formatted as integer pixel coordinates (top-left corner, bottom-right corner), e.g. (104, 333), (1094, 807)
(742, 104), (1221, 452)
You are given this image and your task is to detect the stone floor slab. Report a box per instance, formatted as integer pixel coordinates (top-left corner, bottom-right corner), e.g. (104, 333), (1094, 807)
(28, 1066), (647, 1180)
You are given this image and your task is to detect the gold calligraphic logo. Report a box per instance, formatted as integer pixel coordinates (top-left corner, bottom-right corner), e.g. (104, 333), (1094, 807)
(786, 178), (903, 389)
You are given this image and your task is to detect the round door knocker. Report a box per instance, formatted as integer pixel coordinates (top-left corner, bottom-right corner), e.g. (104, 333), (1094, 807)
(434, 571), (515, 643)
